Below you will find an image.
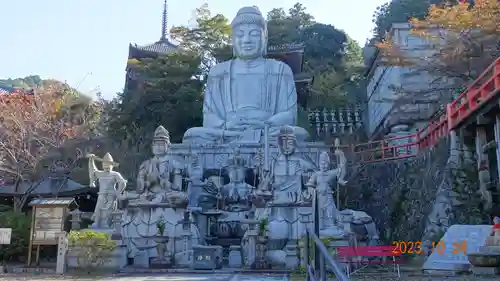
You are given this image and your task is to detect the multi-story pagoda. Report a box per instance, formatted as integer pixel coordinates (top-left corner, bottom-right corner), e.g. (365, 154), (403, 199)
(124, 1), (312, 106)
(125, 0), (179, 92)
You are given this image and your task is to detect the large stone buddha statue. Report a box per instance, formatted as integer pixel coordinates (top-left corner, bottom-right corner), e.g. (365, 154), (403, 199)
(183, 6), (309, 144)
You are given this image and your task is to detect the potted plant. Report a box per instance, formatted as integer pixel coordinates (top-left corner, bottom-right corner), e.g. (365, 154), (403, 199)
(257, 217), (269, 244)
(154, 216), (169, 261)
(157, 216), (166, 236)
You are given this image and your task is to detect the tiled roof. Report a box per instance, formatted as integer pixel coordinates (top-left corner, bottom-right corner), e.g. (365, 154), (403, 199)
(28, 197), (75, 206)
(0, 86), (11, 94)
(0, 85), (34, 95)
(0, 177), (87, 196)
(132, 38), (179, 54)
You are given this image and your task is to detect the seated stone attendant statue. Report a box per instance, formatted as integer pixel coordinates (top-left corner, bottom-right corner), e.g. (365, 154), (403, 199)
(183, 6), (309, 144)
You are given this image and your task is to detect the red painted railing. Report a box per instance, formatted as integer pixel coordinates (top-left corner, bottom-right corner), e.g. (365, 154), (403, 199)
(353, 58), (500, 163)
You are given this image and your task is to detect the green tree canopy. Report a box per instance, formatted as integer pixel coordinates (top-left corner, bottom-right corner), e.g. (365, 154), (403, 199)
(107, 51), (203, 147)
(106, 2), (365, 153)
(170, 3), (232, 77)
(371, 0), (443, 41)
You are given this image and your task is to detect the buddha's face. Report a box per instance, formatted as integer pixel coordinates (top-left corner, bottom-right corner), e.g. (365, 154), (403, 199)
(279, 135), (296, 156)
(233, 23), (265, 59)
(152, 140), (169, 156)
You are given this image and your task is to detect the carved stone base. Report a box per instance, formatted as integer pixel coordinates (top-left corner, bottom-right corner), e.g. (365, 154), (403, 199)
(252, 240), (270, 269)
(150, 258), (172, 269)
(191, 245), (223, 270)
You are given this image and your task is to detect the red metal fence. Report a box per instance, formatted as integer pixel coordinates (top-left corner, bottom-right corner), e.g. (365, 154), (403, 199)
(351, 58), (500, 163)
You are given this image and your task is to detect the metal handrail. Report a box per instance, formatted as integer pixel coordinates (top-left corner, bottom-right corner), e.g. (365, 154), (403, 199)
(304, 190), (350, 281)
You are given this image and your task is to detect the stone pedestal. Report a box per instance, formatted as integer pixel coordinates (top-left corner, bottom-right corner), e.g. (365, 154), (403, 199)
(151, 258), (171, 269)
(253, 237), (270, 269)
(174, 212), (194, 267)
(245, 229), (258, 267)
(298, 239), (306, 266)
(191, 245), (223, 270)
(228, 245), (242, 268)
(285, 244), (299, 269)
(70, 210), (83, 230)
(472, 267), (500, 276)
(111, 211), (123, 240)
(133, 250), (149, 268)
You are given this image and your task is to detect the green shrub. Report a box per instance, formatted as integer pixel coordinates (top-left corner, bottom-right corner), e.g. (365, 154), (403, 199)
(0, 211), (31, 263)
(68, 229), (116, 271)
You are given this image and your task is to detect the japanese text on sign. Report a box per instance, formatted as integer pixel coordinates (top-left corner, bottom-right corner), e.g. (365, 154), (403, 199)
(0, 228), (12, 245)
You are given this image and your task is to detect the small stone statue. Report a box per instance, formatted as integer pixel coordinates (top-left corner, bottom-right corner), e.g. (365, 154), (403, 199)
(186, 153), (205, 208)
(221, 149), (254, 212)
(87, 152), (127, 229)
(306, 139), (347, 236)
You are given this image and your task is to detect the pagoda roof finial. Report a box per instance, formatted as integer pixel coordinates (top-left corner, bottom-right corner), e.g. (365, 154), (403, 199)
(161, 0), (168, 41)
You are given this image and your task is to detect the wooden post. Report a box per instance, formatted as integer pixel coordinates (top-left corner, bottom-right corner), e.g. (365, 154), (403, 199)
(494, 115), (500, 193)
(313, 190), (320, 280)
(56, 232), (68, 274)
(476, 125), (492, 210)
(27, 207), (36, 266)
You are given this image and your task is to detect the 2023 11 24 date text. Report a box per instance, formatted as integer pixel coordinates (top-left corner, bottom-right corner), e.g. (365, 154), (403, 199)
(391, 240), (467, 256)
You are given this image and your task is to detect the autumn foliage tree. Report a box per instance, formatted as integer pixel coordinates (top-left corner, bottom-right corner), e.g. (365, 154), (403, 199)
(376, 0), (500, 119)
(0, 85), (95, 210)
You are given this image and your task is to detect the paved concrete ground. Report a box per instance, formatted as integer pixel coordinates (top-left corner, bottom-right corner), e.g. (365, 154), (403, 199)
(1, 272), (499, 281)
(0, 273), (288, 281)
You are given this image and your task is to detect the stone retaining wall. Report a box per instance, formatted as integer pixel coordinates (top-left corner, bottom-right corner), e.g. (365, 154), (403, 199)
(345, 138), (450, 245)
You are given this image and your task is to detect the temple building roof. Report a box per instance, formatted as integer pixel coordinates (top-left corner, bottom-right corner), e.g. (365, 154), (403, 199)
(0, 177), (88, 197)
(129, 0), (179, 56)
(0, 85), (34, 95)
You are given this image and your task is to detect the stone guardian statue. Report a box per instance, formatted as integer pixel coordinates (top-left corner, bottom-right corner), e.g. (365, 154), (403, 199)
(87, 152), (127, 229)
(183, 6), (309, 144)
(306, 140), (347, 238)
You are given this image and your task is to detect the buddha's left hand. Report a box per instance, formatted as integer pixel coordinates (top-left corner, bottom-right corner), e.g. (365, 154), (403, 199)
(230, 118), (264, 129)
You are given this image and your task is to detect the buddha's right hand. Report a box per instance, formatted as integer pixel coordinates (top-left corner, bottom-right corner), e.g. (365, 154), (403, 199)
(225, 119), (247, 130)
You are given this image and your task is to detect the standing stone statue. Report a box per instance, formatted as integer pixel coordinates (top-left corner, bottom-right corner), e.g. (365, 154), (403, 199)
(186, 153), (205, 209)
(183, 6), (309, 144)
(271, 126), (315, 204)
(306, 140), (347, 237)
(87, 152), (127, 229)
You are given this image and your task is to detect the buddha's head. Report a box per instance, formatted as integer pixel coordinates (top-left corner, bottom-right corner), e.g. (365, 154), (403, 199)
(319, 151), (330, 172)
(278, 126), (297, 156)
(152, 125), (170, 156)
(231, 6), (267, 59)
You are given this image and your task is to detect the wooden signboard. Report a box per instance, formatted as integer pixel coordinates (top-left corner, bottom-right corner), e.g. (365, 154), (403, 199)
(27, 198), (76, 266)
